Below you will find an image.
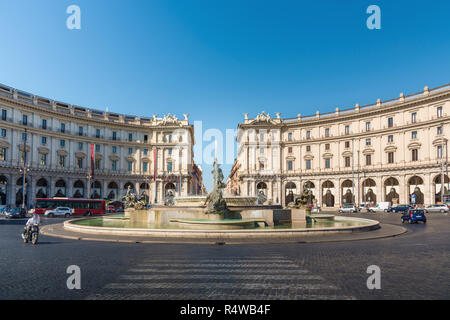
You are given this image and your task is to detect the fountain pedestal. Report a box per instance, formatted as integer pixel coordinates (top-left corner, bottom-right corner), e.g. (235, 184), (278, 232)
(291, 208), (307, 228)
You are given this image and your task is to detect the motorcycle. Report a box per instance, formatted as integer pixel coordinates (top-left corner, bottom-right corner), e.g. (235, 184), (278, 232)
(23, 223), (39, 245)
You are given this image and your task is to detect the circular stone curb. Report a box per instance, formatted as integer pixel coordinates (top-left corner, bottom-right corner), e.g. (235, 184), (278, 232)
(62, 216), (380, 239)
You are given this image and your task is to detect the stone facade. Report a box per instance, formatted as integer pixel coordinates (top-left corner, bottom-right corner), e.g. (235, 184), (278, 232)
(0, 83), (203, 207)
(227, 85), (450, 208)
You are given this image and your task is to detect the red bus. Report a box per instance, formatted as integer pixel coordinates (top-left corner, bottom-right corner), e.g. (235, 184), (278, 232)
(33, 198), (106, 216)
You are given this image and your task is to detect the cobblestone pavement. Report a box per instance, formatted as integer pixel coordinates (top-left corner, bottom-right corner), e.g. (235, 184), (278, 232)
(0, 212), (449, 300)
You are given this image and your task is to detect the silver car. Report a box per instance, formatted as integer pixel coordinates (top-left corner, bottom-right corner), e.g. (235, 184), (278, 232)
(44, 207), (73, 218)
(339, 204), (357, 213)
(424, 204), (449, 213)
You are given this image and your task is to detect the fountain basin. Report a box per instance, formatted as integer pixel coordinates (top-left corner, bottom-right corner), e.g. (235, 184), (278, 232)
(169, 218), (266, 230)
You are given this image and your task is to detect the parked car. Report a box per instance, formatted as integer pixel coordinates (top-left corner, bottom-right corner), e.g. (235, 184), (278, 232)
(424, 204), (449, 213)
(339, 204), (357, 213)
(369, 202), (391, 213)
(358, 202), (371, 212)
(388, 205), (412, 213)
(402, 209), (427, 224)
(5, 207), (26, 219)
(44, 207), (73, 218)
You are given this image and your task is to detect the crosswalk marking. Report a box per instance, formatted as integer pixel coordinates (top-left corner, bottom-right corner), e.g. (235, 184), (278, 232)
(119, 274), (323, 280)
(87, 256), (356, 300)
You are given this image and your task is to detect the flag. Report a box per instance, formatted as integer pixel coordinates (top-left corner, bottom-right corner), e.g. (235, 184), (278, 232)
(153, 148), (157, 181)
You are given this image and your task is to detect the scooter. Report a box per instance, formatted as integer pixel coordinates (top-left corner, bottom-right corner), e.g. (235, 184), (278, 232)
(22, 224), (39, 245)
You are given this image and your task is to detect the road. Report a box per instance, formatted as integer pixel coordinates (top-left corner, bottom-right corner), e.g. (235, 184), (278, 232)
(0, 212), (449, 300)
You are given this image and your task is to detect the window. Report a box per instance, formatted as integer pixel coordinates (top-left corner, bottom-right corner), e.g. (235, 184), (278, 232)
(22, 132), (27, 141)
(60, 140), (65, 147)
(22, 115), (28, 125)
(112, 146), (117, 153)
(325, 143), (330, 150)
(168, 135), (172, 143)
(325, 158), (331, 169)
(95, 159), (101, 170)
(112, 160), (117, 171)
(59, 155), (66, 167)
(306, 131), (311, 139)
(143, 149), (148, 155)
(388, 135), (394, 143)
(388, 152), (394, 164)
(412, 149), (418, 161)
(306, 145), (311, 152)
(366, 138), (371, 146)
(40, 154), (47, 166)
(388, 117), (394, 128)
(260, 132), (264, 141)
(0, 128), (6, 137)
(344, 156), (351, 167)
(345, 141), (350, 148)
(42, 119), (47, 129)
(437, 106), (443, 118)
(325, 128), (330, 137)
(1, 109), (6, 121)
(167, 161), (173, 172)
(260, 161), (265, 170)
(411, 112), (417, 123)
(78, 142), (83, 150)
(112, 131), (117, 140)
(288, 147), (293, 154)
(41, 136), (47, 144)
(437, 146), (443, 159)
(61, 123), (65, 133)
(168, 148), (172, 155)
(288, 132), (293, 141)
(365, 122), (371, 131)
(127, 161), (133, 171)
(128, 133), (133, 142)
(260, 147), (264, 155)
(143, 162), (148, 172)
(412, 131), (417, 139)
(288, 160), (293, 171)
(77, 158), (83, 169)
(437, 126), (443, 135)
(0, 148), (6, 161)
(128, 147), (133, 155)
(305, 159), (311, 170)
(366, 155), (372, 165)
(345, 125), (350, 135)
(95, 144), (100, 152)
(144, 135), (148, 143)
(96, 129), (100, 138)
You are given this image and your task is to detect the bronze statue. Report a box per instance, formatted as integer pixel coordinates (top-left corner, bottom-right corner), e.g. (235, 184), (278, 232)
(204, 159), (229, 215)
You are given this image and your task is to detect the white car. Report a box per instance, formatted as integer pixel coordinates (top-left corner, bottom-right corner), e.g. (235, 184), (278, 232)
(339, 204), (357, 213)
(424, 204), (449, 213)
(369, 202), (391, 213)
(44, 207), (73, 218)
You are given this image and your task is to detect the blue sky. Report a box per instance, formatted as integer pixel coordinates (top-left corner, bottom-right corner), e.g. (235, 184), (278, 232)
(0, 0), (449, 191)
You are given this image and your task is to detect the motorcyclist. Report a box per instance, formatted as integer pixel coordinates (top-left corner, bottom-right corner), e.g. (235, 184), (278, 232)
(22, 213), (40, 239)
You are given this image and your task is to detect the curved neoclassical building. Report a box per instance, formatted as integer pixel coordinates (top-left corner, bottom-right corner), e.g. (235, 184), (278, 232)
(227, 84), (450, 208)
(0, 83), (204, 208)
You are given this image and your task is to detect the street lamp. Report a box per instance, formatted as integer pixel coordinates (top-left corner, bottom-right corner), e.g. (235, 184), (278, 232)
(19, 165), (30, 209)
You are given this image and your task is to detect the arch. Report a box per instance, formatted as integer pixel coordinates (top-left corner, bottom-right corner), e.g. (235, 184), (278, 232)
(341, 180), (354, 204)
(108, 181), (118, 189)
(91, 180), (102, 199)
(124, 182), (134, 190)
(256, 182), (267, 190)
(433, 174), (450, 203)
(285, 182), (296, 205)
(140, 182), (150, 190)
(304, 181), (315, 189)
(73, 180), (85, 198)
(408, 176), (424, 205)
(165, 182), (176, 197)
(322, 180), (335, 207)
(54, 179), (66, 197)
(16, 177), (29, 186)
(0, 175), (7, 205)
(36, 178), (49, 199)
(73, 180), (84, 188)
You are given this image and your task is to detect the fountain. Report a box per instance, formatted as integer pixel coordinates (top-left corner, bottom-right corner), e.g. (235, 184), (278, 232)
(63, 159), (381, 239)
